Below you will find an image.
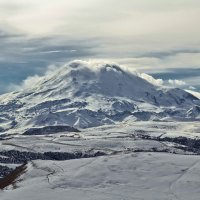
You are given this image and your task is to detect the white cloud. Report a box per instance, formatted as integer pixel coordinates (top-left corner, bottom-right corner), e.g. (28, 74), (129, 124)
(7, 64), (58, 91)
(138, 73), (163, 86)
(189, 86), (196, 90)
(6, 60), (165, 92)
(7, 75), (42, 91)
(92, 52), (200, 73)
(179, 76), (200, 88)
(0, 0), (200, 75)
(0, 1), (199, 95)
(168, 79), (186, 87)
(1, 0), (200, 49)
(5, 59), (200, 96)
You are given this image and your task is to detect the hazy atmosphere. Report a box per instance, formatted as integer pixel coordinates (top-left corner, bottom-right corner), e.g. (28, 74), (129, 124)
(0, 0), (200, 93)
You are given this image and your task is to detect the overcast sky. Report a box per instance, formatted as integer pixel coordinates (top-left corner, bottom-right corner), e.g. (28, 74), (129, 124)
(0, 0), (200, 93)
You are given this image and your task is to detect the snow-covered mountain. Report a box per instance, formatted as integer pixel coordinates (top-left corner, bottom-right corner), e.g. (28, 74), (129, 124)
(0, 60), (199, 133)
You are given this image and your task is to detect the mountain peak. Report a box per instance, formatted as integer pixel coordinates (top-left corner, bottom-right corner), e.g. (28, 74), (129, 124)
(0, 60), (199, 132)
(33, 60), (157, 99)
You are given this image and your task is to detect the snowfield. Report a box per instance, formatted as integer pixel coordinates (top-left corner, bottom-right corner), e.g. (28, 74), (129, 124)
(0, 60), (200, 199)
(1, 152), (200, 200)
(0, 121), (200, 199)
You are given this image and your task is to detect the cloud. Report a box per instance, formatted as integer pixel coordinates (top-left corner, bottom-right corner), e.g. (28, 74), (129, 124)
(7, 75), (41, 91)
(1, 0), (200, 46)
(6, 60), (165, 92)
(4, 60), (200, 96)
(138, 73), (164, 86)
(1, 1), (200, 72)
(0, 1), (200, 94)
(6, 64), (58, 91)
(138, 49), (200, 59)
(189, 86), (196, 90)
(168, 79), (186, 87)
(0, 32), (98, 94)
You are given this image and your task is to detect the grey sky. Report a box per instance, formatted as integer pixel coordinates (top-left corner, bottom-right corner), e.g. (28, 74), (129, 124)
(0, 0), (200, 93)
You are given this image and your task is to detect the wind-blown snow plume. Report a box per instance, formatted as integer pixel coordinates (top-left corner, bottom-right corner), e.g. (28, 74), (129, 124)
(7, 60), (165, 92)
(0, 60), (200, 133)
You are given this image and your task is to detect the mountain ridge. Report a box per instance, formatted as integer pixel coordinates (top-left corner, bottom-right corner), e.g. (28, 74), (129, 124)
(0, 60), (199, 134)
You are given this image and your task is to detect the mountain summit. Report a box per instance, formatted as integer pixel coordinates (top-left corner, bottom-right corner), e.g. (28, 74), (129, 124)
(0, 60), (199, 133)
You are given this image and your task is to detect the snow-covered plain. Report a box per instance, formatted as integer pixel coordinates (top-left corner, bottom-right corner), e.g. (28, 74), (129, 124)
(1, 121), (200, 154)
(1, 152), (200, 200)
(1, 121), (200, 199)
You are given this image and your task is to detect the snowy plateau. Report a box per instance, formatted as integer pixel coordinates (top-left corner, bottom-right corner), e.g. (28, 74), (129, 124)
(0, 60), (200, 200)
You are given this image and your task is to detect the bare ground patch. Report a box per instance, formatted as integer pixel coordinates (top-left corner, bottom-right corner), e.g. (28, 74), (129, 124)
(0, 163), (27, 190)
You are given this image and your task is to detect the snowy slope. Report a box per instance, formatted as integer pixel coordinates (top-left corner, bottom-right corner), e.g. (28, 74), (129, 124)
(0, 60), (200, 133)
(1, 121), (200, 199)
(2, 153), (200, 200)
